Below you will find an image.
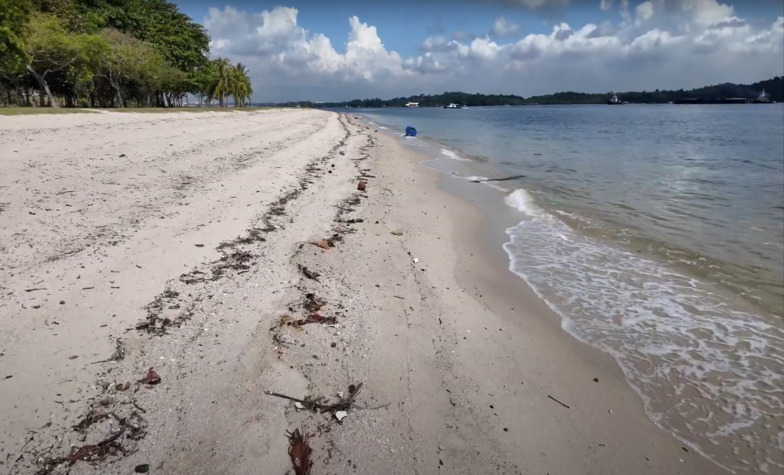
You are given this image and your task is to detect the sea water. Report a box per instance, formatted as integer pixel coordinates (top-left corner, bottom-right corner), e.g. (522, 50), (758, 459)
(354, 104), (784, 473)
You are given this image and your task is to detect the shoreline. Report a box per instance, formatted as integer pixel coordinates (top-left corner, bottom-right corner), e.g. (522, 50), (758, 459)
(358, 119), (726, 474)
(428, 146), (733, 473)
(1, 110), (725, 474)
(358, 108), (784, 474)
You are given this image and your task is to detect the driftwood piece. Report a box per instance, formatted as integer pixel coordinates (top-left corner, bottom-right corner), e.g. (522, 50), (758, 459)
(470, 174), (526, 183)
(264, 383), (363, 413)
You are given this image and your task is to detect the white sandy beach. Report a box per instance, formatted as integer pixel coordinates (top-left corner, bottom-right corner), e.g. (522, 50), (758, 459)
(0, 109), (724, 474)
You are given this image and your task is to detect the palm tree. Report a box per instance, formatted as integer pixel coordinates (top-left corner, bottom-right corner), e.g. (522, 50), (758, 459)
(205, 59), (253, 107)
(231, 63), (253, 107)
(211, 58), (233, 107)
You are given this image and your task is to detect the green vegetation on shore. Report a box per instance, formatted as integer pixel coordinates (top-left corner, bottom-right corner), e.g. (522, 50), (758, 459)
(522, 77), (782, 105)
(286, 77), (781, 108)
(0, 106), (271, 116)
(0, 0), (252, 109)
(0, 106), (96, 115)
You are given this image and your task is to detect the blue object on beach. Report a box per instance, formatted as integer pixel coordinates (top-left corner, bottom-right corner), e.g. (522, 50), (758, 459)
(405, 126), (417, 137)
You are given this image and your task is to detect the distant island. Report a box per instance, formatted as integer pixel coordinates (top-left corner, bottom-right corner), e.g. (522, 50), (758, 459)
(277, 77), (782, 108)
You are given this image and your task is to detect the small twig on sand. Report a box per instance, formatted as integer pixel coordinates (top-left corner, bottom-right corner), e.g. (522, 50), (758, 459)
(24, 288), (47, 293)
(297, 264), (320, 282)
(266, 391), (312, 406)
(265, 383), (363, 413)
(547, 394), (570, 409)
(91, 339), (125, 364)
(355, 402), (391, 411)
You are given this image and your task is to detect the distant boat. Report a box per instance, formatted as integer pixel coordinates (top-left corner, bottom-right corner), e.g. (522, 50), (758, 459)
(443, 103), (463, 109)
(752, 89), (772, 104)
(404, 102), (419, 108)
(608, 94), (624, 105)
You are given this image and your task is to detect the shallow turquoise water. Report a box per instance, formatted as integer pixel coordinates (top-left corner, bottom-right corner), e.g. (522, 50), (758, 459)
(354, 104), (784, 473)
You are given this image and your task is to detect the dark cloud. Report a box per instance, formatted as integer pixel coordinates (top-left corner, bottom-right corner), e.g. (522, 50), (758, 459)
(554, 28), (573, 40)
(709, 18), (747, 29)
(451, 30), (477, 41)
(418, 36), (459, 52)
(586, 21), (615, 38)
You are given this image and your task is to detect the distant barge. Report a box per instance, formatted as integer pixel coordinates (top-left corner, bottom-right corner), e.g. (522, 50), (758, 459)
(674, 98), (748, 104)
(674, 89), (774, 105)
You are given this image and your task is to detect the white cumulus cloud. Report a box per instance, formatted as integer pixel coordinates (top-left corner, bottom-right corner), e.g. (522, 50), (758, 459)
(203, 2), (784, 102)
(205, 6), (407, 83)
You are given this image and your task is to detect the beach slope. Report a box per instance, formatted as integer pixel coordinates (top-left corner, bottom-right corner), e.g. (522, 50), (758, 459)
(0, 110), (721, 474)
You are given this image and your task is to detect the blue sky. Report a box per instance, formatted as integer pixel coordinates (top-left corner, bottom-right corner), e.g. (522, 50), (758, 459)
(177, 1), (608, 56)
(173, 0), (784, 102)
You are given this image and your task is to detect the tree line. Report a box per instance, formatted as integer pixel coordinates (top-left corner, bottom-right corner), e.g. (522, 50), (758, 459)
(522, 77), (782, 105)
(0, 0), (253, 108)
(305, 77), (782, 108)
(312, 92), (528, 108)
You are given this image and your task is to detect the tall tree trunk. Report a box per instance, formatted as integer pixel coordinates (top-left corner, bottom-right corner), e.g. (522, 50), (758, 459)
(26, 66), (59, 108)
(109, 76), (124, 108)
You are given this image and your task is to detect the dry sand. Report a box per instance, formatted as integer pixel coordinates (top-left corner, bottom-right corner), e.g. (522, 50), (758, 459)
(0, 110), (723, 474)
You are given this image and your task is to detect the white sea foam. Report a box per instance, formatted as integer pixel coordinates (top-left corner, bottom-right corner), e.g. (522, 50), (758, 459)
(378, 126), (388, 129)
(501, 204), (784, 474)
(486, 183), (511, 192)
(504, 189), (542, 217)
(440, 148), (471, 161)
